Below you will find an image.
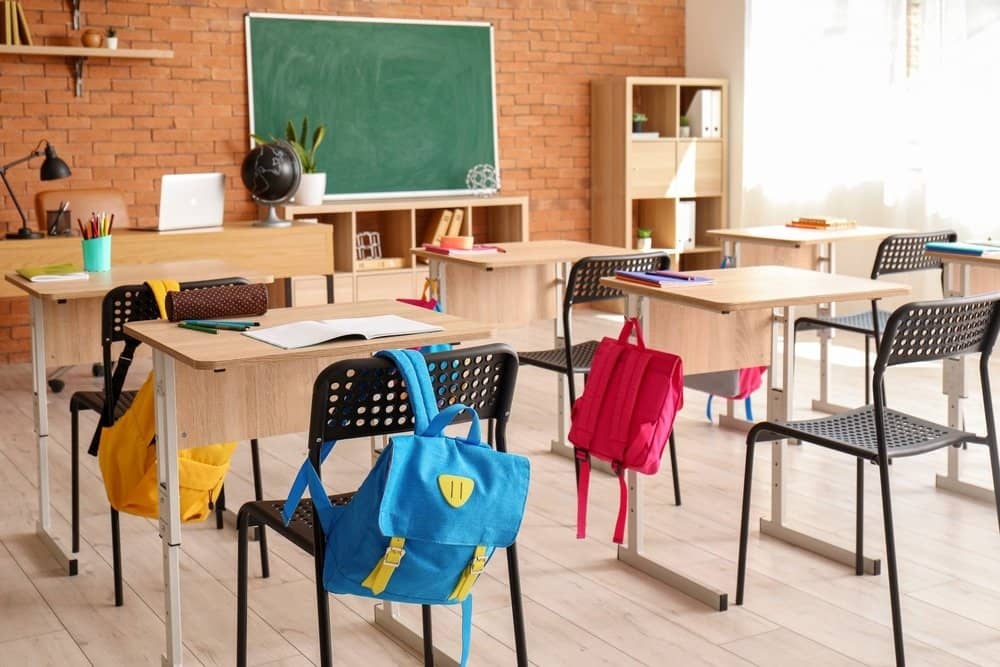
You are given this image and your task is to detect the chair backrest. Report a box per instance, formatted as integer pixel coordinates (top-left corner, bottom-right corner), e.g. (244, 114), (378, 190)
(35, 188), (130, 230)
(871, 230), (957, 279)
(306, 344), (519, 463)
(564, 252), (671, 308)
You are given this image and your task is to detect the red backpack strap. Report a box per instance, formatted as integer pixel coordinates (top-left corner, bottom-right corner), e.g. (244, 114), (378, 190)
(575, 449), (591, 539)
(613, 464), (628, 544)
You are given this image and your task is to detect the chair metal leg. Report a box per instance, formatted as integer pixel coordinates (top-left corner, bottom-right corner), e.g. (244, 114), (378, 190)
(856, 458), (864, 576)
(110, 508), (123, 607)
(506, 542), (529, 666)
(864, 336), (872, 405)
(987, 439), (1000, 534)
(668, 432), (681, 506)
(421, 604), (434, 666)
(236, 508), (251, 667)
(71, 406), (80, 555)
(877, 458), (906, 667)
(314, 537), (333, 667)
(735, 438), (756, 605)
(215, 485), (226, 530)
(249, 438), (270, 578)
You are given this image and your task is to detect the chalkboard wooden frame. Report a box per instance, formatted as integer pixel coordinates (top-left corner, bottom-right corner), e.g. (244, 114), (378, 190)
(245, 12), (500, 200)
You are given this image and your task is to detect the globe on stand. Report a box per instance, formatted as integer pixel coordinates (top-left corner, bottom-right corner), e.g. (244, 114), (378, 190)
(241, 140), (302, 228)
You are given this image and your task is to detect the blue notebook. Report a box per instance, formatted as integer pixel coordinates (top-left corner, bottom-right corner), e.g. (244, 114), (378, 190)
(615, 270), (714, 287)
(925, 241), (1000, 256)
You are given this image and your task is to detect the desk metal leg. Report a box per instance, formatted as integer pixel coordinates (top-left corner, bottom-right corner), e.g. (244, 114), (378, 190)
(613, 294), (728, 611)
(29, 296), (77, 575)
(811, 242), (853, 414)
(935, 263), (994, 501)
(759, 305), (881, 575)
(153, 350), (184, 667)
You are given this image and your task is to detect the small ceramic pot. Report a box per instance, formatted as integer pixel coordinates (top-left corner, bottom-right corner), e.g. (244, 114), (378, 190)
(679, 126), (691, 138)
(81, 29), (104, 48)
(636, 237), (653, 251)
(632, 120), (645, 133)
(106, 36), (118, 49)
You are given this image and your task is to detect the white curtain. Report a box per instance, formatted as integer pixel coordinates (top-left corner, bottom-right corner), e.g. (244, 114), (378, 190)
(743, 0), (1000, 245)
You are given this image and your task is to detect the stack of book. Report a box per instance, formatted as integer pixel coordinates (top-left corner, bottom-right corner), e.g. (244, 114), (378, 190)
(420, 243), (503, 256)
(614, 269), (713, 288)
(2, 0), (33, 45)
(787, 216), (857, 230)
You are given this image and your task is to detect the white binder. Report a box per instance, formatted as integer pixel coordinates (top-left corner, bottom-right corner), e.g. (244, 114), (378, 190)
(685, 89), (722, 138)
(675, 200), (696, 250)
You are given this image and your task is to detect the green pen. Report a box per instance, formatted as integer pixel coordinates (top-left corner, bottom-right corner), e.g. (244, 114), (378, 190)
(183, 321), (250, 331)
(178, 322), (219, 335)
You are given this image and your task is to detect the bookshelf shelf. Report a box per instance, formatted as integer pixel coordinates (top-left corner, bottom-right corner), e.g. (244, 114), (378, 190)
(592, 76), (728, 271)
(0, 44), (174, 96)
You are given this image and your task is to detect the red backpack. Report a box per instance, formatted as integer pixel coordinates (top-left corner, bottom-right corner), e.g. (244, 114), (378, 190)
(568, 318), (684, 543)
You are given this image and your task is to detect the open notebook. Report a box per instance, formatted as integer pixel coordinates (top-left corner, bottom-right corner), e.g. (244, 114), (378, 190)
(243, 315), (443, 350)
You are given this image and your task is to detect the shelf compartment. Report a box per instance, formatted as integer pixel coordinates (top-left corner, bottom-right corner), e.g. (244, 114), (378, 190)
(633, 84), (678, 138)
(355, 209), (414, 271)
(416, 207), (467, 247)
(470, 203), (524, 243)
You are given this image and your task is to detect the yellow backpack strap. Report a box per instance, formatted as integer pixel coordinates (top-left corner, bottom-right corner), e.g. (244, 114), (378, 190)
(448, 545), (488, 601)
(361, 536), (407, 595)
(147, 279), (181, 320)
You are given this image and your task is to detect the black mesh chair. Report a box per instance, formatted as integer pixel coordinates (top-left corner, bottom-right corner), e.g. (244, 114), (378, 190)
(518, 252), (681, 504)
(737, 293), (1000, 667)
(236, 344), (527, 667)
(795, 230), (956, 404)
(70, 280), (269, 601)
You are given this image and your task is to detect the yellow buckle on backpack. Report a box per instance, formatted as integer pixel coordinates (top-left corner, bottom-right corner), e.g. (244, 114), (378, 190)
(448, 545), (488, 601)
(361, 536), (406, 594)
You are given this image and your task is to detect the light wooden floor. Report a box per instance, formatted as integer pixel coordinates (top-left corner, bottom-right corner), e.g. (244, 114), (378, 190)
(1, 313), (999, 666)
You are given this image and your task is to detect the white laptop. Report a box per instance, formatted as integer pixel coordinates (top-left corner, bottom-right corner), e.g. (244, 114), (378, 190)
(137, 173), (225, 232)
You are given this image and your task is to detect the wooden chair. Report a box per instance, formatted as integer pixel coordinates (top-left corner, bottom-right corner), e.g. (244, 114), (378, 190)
(34, 187), (131, 231)
(73, 280), (269, 601)
(737, 293), (1000, 667)
(236, 344), (528, 667)
(517, 252), (682, 504)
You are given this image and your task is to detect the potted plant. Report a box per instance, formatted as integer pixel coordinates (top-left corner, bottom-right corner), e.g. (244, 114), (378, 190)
(106, 27), (118, 49)
(254, 117), (328, 206)
(679, 115), (691, 138)
(636, 227), (653, 251)
(632, 112), (648, 133)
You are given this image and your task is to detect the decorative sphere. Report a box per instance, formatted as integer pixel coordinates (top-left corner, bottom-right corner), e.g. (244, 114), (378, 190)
(240, 141), (302, 205)
(465, 163), (498, 197)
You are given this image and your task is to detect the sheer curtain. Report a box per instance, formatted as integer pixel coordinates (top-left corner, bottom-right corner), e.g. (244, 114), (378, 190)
(743, 0), (1000, 249)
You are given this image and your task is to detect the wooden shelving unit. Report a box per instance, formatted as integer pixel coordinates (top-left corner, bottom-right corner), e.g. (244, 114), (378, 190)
(0, 44), (174, 96)
(278, 194), (529, 302)
(591, 76), (728, 270)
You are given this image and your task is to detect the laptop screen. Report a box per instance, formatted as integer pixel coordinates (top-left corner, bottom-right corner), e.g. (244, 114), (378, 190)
(157, 173), (225, 231)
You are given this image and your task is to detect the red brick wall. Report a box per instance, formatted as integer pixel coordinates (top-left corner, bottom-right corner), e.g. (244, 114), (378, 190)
(0, 1), (685, 362)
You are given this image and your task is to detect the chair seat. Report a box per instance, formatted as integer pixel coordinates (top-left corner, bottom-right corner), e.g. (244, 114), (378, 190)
(519, 340), (600, 374)
(241, 492), (355, 556)
(752, 406), (975, 460)
(70, 389), (137, 419)
(795, 309), (891, 336)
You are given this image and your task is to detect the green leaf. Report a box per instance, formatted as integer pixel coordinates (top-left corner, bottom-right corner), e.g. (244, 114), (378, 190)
(285, 120), (296, 143)
(300, 117), (309, 148)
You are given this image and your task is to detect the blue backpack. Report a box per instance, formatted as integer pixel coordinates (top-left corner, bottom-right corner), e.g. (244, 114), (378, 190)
(283, 348), (531, 665)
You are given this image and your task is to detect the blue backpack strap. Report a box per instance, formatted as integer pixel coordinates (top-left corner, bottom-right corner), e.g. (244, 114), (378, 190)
(460, 595), (473, 667)
(282, 439), (337, 527)
(425, 403), (483, 444)
(376, 349), (439, 432)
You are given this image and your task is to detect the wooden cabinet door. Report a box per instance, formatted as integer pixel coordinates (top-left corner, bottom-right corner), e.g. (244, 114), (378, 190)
(628, 140), (677, 198)
(674, 140), (723, 197)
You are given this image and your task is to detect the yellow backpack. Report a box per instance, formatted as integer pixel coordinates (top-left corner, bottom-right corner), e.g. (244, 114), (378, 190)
(98, 280), (237, 522)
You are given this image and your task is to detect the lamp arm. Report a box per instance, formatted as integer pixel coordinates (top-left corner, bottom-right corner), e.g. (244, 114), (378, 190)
(0, 167), (30, 228)
(0, 148), (44, 175)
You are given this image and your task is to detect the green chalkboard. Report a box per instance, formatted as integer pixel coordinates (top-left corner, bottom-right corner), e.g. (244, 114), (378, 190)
(246, 14), (498, 198)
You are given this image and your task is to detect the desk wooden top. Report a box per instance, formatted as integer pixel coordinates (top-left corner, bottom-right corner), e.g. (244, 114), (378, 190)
(411, 240), (632, 269)
(125, 300), (494, 370)
(706, 225), (900, 247)
(925, 250), (1000, 269)
(601, 265), (910, 313)
(0, 222), (331, 299)
(4, 259), (273, 301)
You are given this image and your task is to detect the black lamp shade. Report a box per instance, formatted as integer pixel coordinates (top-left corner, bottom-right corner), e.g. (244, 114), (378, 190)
(40, 144), (71, 181)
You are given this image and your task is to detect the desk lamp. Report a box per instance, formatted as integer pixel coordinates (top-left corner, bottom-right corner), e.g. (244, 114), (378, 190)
(2, 140), (72, 240)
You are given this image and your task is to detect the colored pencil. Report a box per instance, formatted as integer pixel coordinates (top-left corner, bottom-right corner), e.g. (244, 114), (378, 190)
(184, 319), (260, 327)
(178, 322), (218, 334)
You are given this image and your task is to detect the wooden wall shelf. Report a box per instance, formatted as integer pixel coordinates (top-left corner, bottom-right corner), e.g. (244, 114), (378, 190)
(0, 44), (174, 96)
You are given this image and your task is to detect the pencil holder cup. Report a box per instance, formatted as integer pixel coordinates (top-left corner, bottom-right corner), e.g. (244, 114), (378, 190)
(82, 235), (112, 272)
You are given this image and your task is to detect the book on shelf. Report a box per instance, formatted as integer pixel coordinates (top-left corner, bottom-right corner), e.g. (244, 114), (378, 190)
(14, 1), (30, 45)
(421, 243), (504, 256)
(615, 269), (713, 288)
(925, 241), (1000, 257)
(423, 209), (453, 246)
(787, 216), (857, 229)
(631, 131), (660, 140)
(686, 89), (721, 138)
(243, 315), (443, 350)
(16, 263), (89, 282)
(446, 208), (465, 236)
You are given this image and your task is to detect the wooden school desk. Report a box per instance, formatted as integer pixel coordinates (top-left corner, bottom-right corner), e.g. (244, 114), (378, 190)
(0, 221), (334, 303)
(707, 224), (900, 415)
(412, 240), (632, 458)
(599, 265), (909, 611)
(925, 249), (1000, 502)
(124, 300), (493, 667)
(4, 260), (274, 576)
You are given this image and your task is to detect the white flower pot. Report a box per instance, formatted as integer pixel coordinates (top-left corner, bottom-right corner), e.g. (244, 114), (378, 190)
(294, 172), (326, 206)
(679, 126), (691, 138)
(636, 237), (652, 251)
(106, 36), (118, 49)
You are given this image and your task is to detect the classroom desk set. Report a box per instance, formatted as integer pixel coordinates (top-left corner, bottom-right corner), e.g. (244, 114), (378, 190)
(7, 230), (998, 666)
